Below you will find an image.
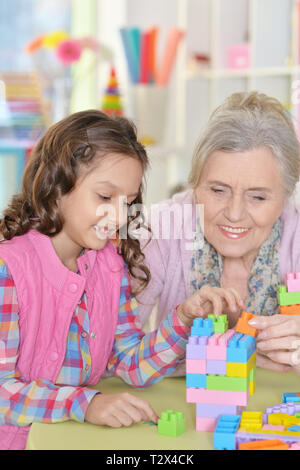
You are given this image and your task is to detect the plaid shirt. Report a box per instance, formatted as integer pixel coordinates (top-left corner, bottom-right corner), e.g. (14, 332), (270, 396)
(0, 257), (189, 427)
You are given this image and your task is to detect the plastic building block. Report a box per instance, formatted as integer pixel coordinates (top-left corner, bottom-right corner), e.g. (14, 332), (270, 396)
(206, 374), (249, 392)
(186, 373), (206, 388)
(282, 393), (300, 403)
(280, 304), (300, 315)
(265, 402), (300, 415)
(157, 410), (186, 437)
(186, 358), (206, 374)
(213, 414), (241, 450)
(287, 425), (300, 432)
(227, 333), (256, 362)
(236, 430), (300, 443)
(238, 439), (289, 450)
(196, 403), (243, 418)
(267, 413), (300, 428)
(196, 416), (216, 432)
(186, 388), (249, 406)
(206, 359), (227, 375)
(206, 330), (235, 361)
(286, 272), (300, 292)
(277, 285), (300, 306)
(186, 336), (208, 359)
(290, 442), (300, 449)
(263, 424), (285, 431)
(227, 352), (256, 377)
(191, 317), (214, 337)
(235, 311), (258, 337)
(240, 411), (263, 431)
(207, 314), (228, 334)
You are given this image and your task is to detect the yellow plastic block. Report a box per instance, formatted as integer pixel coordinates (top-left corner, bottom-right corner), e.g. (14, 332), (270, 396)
(240, 411), (262, 431)
(227, 353), (256, 378)
(238, 427), (300, 437)
(268, 413), (300, 428)
(249, 379), (256, 396)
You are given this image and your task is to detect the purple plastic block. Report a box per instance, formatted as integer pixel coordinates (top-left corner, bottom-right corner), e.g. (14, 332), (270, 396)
(186, 335), (208, 359)
(235, 431), (300, 449)
(206, 359), (227, 375)
(196, 403), (242, 418)
(265, 403), (300, 416)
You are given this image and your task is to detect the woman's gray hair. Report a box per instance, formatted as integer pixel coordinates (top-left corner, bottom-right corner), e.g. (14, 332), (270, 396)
(188, 91), (300, 198)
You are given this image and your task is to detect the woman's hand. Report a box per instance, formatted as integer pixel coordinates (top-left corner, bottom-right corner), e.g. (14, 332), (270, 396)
(248, 314), (300, 374)
(176, 285), (244, 327)
(85, 393), (158, 428)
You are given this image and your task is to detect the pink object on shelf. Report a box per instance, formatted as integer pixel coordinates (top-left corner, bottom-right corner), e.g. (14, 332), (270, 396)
(227, 43), (250, 70)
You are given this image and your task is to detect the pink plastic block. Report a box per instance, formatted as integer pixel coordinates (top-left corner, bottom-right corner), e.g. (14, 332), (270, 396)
(289, 442), (300, 450)
(186, 336), (208, 359)
(196, 416), (216, 432)
(186, 388), (249, 406)
(186, 358), (206, 374)
(286, 272), (300, 292)
(206, 359), (227, 375)
(207, 330), (235, 360)
(262, 424), (285, 431)
(227, 43), (250, 69)
(196, 403), (242, 418)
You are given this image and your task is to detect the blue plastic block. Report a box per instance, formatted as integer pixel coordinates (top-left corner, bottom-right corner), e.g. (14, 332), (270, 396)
(191, 317), (214, 337)
(282, 393), (300, 403)
(287, 425), (300, 432)
(186, 373), (207, 388)
(227, 333), (256, 363)
(213, 414), (241, 450)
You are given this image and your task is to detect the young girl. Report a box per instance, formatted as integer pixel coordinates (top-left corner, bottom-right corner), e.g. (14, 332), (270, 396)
(0, 110), (243, 450)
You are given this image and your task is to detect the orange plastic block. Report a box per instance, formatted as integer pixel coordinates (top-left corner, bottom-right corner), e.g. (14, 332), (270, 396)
(235, 312), (258, 337)
(239, 439), (289, 450)
(280, 304), (300, 315)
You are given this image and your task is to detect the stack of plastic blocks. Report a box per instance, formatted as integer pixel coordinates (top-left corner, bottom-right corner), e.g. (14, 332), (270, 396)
(214, 400), (300, 450)
(278, 272), (300, 315)
(186, 312), (257, 432)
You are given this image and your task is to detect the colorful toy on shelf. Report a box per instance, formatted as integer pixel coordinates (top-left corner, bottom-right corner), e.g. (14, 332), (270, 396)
(278, 272), (300, 315)
(186, 311), (257, 432)
(157, 409), (186, 437)
(101, 67), (123, 117)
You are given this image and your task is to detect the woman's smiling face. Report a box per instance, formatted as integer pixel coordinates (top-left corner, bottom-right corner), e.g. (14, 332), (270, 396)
(194, 147), (287, 262)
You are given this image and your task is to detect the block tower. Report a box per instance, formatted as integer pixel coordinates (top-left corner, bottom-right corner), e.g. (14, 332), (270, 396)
(186, 312), (257, 432)
(101, 66), (123, 117)
(278, 272), (300, 315)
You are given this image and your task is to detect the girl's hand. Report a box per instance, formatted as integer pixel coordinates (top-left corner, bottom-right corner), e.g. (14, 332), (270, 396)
(85, 393), (158, 428)
(176, 285), (244, 327)
(249, 314), (300, 374)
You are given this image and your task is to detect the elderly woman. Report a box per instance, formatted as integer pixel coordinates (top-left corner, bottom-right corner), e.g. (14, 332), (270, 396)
(134, 91), (300, 375)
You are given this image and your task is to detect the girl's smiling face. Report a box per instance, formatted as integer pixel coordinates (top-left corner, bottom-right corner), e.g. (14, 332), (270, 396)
(194, 147), (287, 264)
(58, 153), (143, 252)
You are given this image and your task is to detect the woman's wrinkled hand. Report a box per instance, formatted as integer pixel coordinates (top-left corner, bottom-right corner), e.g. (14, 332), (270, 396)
(249, 314), (300, 374)
(176, 285), (244, 327)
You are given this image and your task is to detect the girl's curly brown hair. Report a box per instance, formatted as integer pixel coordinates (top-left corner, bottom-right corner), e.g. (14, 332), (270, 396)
(0, 110), (151, 294)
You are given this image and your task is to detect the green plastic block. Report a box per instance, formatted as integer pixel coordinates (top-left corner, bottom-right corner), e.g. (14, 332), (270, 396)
(277, 285), (300, 306)
(208, 314), (228, 334)
(249, 366), (256, 382)
(157, 410), (186, 437)
(206, 374), (250, 392)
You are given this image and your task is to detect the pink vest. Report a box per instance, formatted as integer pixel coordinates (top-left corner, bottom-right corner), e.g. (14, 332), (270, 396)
(0, 229), (124, 449)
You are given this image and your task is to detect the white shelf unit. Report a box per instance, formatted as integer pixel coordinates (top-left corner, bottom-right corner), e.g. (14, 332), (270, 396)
(96, 0), (300, 206)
